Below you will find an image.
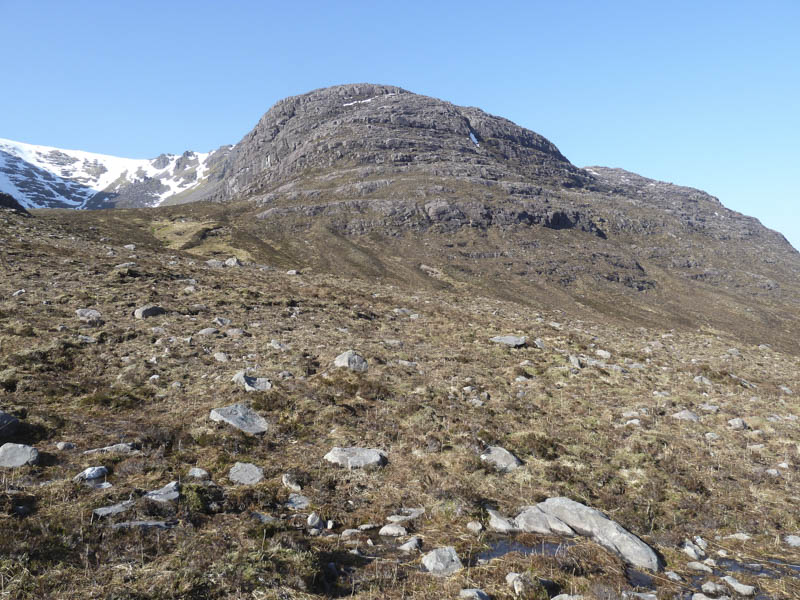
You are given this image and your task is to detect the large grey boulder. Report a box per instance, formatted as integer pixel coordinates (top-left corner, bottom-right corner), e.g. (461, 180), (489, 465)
(209, 403), (269, 434)
(0, 443), (39, 467)
(333, 350), (368, 372)
(480, 446), (522, 472)
(324, 447), (387, 469)
(231, 371), (272, 392)
(490, 335), (527, 347)
(536, 497), (661, 571)
(228, 462), (264, 485)
(421, 546), (463, 576)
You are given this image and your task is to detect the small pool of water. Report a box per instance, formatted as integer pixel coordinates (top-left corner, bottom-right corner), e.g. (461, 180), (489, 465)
(476, 538), (574, 563)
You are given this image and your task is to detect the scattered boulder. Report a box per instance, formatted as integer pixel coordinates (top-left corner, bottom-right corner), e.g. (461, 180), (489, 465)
(480, 446), (522, 472)
(333, 350), (368, 372)
(506, 572), (538, 596)
(134, 305), (166, 319)
(229, 462), (264, 485)
(324, 447), (387, 470)
(694, 375), (712, 386)
(214, 352), (230, 363)
(76, 308), (103, 326)
(231, 370), (272, 392)
(56, 441), (76, 451)
(0, 443), (39, 467)
(286, 493), (310, 510)
(209, 403), (269, 435)
(490, 335), (527, 348)
(421, 546), (463, 576)
(197, 327), (219, 336)
(187, 467), (209, 480)
(379, 523), (407, 536)
(784, 535), (800, 547)
(721, 575), (755, 596)
(487, 509), (518, 533)
(595, 349), (611, 359)
(672, 410), (700, 423)
(93, 500), (135, 519)
(728, 418), (747, 430)
(145, 481), (180, 503)
(399, 536), (423, 553)
(224, 257), (242, 267)
(73, 466), (108, 482)
(282, 473), (302, 492)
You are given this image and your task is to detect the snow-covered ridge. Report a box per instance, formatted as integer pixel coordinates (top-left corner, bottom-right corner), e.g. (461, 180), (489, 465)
(0, 137), (216, 210)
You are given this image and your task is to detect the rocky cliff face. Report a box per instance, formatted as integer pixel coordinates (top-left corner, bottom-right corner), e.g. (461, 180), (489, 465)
(220, 83), (590, 202)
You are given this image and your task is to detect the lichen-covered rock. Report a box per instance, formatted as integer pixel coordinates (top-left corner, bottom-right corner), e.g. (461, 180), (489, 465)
(421, 546), (463, 576)
(0, 443), (39, 467)
(209, 403), (269, 434)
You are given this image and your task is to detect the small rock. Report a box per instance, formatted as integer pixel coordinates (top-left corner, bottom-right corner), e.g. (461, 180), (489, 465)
(386, 507), (425, 523)
(231, 370), (272, 392)
(324, 447), (387, 469)
(467, 520), (484, 534)
(595, 349), (611, 359)
(399, 536), (422, 553)
(307, 512), (322, 529)
(672, 410), (700, 422)
(56, 441), (76, 451)
(721, 575), (755, 596)
(0, 443), (39, 467)
(228, 462), (264, 485)
(212, 317), (232, 327)
(728, 418), (747, 430)
(282, 473), (302, 492)
(480, 446), (522, 472)
(333, 350), (368, 372)
(687, 561), (713, 573)
(270, 339), (289, 351)
(76, 308), (103, 326)
(145, 481), (180, 503)
(224, 257), (241, 267)
(93, 500), (135, 519)
(779, 385), (793, 395)
(213, 352), (230, 363)
(506, 572), (537, 596)
(784, 535), (800, 547)
(224, 328), (248, 338)
(724, 533), (751, 541)
(73, 466), (108, 482)
(702, 581), (727, 595)
(694, 375), (712, 386)
(286, 493), (310, 510)
(705, 432), (720, 441)
(379, 523), (407, 536)
(487, 509), (519, 533)
(197, 327), (219, 336)
(286, 269), (300, 275)
(421, 546), (463, 576)
(665, 571), (682, 582)
(490, 335), (527, 348)
(209, 403), (269, 434)
(134, 305), (166, 319)
(187, 467), (209, 480)
(12, 289), (25, 297)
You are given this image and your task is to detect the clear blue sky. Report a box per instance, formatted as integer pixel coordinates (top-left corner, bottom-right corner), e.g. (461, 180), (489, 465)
(2, 1), (798, 249)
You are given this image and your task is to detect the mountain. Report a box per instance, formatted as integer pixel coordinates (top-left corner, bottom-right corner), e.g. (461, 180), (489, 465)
(0, 138), (231, 209)
(3, 83), (799, 349)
